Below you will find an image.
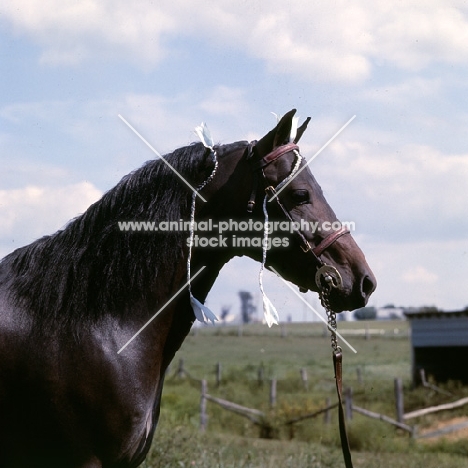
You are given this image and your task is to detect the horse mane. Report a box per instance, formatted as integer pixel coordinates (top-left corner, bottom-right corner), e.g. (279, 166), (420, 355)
(3, 142), (218, 327)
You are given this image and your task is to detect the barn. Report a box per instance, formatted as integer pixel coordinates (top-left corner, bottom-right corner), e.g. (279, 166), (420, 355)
(405, 309), (468, 384)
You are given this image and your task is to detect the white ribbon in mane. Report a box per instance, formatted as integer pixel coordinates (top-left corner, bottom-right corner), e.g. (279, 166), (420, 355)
(187, 123), (218, 324)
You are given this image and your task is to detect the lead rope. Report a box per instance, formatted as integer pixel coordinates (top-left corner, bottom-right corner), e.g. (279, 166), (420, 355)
(318, 277), (354, 468)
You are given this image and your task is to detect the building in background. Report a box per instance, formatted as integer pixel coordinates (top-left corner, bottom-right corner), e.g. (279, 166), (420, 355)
(405, 309), (468, 384)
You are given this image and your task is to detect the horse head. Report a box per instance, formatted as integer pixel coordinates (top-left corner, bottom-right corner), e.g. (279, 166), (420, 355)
(198, 109), (376, 314)
(255, 110), (376, 312)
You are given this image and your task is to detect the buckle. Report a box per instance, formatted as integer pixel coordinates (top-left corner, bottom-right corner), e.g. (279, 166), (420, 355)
(300, 241), (312, 253)
(265, 186), (277, 200)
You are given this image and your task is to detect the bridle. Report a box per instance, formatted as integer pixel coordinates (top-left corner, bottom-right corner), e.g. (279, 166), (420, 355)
(246, 141), (350, 275)
(246, 141), (354, 468)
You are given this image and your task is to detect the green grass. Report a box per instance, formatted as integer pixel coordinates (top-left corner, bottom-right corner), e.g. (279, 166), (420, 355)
(146, 421), (467, 468)
(171, 321), (411, 382)
(144, 321), (468, 467)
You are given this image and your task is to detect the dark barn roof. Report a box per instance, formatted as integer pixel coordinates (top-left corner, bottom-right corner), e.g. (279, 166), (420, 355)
(405, 310), (468, 347)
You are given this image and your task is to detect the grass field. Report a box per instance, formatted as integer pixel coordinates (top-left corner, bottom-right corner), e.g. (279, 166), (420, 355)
(145, 321), (468, 467)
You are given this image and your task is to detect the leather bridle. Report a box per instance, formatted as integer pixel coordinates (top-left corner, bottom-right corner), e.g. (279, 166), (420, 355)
(246, 142), (350, 269)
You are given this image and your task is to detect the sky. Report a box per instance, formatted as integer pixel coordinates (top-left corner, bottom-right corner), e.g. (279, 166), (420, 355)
(1, 1), (468, 324)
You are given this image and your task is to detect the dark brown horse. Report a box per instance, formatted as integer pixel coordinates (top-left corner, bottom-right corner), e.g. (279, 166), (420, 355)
(0, 110), (375, 467)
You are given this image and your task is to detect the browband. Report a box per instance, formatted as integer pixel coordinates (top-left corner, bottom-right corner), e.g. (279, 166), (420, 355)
(250, 143), (299, 171)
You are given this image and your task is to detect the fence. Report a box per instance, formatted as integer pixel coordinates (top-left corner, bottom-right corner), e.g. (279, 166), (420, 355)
(170, 358), (312, 390)
(199, 378), (341, 439)
(169, 359), (468, 440)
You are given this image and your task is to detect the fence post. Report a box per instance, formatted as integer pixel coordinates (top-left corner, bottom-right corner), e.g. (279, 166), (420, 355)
(345, 387), (353, 421)
(270, 379), (277, 408)
(394, 378), (404, 423)
(216, 362), (222, 388)
(419, 368), (452, 396)
(419, 368), (426, 385)
(300, 368), (308, 390)
(200, 379), (207, 431)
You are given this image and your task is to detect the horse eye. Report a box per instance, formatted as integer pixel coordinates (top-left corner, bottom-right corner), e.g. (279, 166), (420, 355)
(291, 190), (310, 205)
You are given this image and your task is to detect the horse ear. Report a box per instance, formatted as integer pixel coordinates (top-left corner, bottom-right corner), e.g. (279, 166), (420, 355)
(255, 109), (297, 157)
(273, 109), (297, 147)
(294, 117), (311, 143)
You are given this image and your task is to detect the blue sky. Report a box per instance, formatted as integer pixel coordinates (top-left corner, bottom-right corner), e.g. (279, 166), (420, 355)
(1, 1), (468, 323)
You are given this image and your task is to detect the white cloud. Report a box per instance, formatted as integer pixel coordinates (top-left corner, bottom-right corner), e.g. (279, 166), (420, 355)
(314, 137), (468, 243)
(2, 1), (468, 82)
(372, 3), (468, 70)
(1, 0), (176, 66)
(0, 182), (102, 256)
(244, 3), (372, 82)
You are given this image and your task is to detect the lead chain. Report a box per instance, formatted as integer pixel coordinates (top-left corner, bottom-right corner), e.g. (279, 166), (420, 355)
(320, 287), (342, 355)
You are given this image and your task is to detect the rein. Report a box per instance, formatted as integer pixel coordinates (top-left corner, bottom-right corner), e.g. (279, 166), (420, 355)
(248, 141), (354, 468)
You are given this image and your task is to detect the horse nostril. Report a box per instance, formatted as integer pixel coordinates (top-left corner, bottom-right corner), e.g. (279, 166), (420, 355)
(361, 274), (376, 298)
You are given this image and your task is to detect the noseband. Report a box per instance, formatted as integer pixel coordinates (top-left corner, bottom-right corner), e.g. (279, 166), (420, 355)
(246, 142), (349, 271)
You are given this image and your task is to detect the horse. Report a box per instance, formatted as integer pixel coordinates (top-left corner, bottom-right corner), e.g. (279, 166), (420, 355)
(0, 109), (376, 467)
